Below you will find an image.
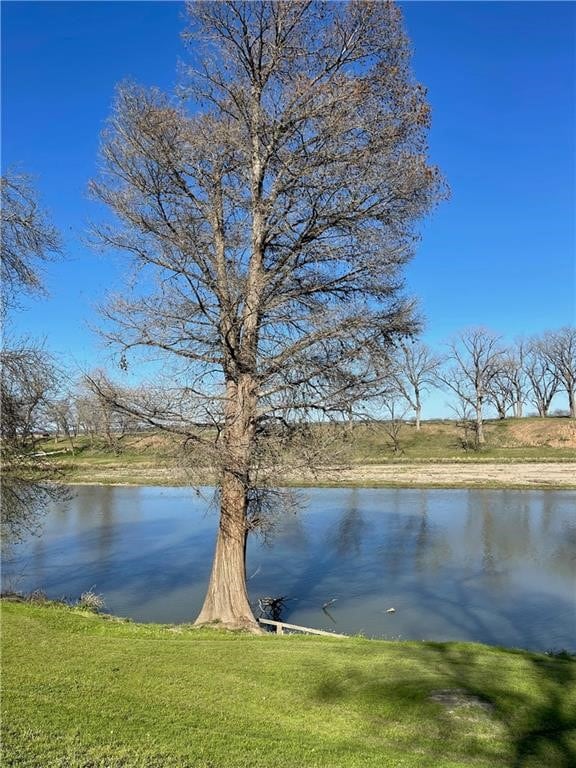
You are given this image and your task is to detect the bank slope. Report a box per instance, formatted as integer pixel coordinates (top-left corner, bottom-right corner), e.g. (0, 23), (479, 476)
(2, 601), (575, 768)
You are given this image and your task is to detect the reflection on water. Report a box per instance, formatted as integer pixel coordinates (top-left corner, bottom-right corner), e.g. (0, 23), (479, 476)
(2, 486), (575, 652)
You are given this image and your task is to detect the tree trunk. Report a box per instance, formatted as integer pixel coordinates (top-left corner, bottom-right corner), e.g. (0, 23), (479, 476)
(415, 395), (421, 432)
(569, 389), (575, 419)
(65, 429), (75, 455)
(195, 376), (260, 632)
(476, 406), (485, 445)
(194, 469), (259, 631)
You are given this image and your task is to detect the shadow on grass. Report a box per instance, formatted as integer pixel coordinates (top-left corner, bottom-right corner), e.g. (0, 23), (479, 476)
(435, 644), (576, 768)
(312, 642), (576, 768)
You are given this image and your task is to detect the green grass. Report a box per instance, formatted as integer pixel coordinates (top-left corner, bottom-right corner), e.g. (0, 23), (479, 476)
(346, 418), (576, 462)
(2, 601), (575, 768)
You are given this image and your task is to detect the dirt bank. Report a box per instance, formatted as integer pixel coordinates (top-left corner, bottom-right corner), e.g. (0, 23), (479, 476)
(323, 462), (576, 489)
(64, 461), (576, 489)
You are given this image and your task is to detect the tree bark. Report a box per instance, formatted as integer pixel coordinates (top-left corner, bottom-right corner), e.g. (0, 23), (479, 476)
(476, 406), (485, 445)
(569, 390), (575, 419)
(195, 376), (261, 632)
(65, 430), (75, 455)
(194, 468), (259, 631)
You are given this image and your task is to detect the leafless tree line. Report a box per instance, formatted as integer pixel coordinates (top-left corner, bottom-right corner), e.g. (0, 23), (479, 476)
(2, 325), (570, 471)
(7, 328), (572, 456)
(382, 326), (575, 448)
(46, 382), (142, 455)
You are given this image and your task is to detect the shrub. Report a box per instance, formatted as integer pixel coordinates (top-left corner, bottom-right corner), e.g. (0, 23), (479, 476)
(77, 589), (105, 613)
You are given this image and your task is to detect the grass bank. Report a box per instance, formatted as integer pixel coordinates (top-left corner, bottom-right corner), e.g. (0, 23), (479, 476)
(2, 601), (575, 768)
(35, 417), (576, 488)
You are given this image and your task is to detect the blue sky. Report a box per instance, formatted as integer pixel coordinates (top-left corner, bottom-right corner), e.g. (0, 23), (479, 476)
(2, 1), (575, 416)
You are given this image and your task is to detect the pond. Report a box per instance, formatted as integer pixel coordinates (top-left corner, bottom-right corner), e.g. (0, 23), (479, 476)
(2, 486), (575, 652)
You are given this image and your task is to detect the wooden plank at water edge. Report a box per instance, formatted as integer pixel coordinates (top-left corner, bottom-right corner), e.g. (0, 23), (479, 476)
(258, 619), (347, 638)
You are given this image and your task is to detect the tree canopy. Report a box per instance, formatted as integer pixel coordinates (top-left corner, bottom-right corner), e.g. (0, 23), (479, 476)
(1, 170), (61, 315)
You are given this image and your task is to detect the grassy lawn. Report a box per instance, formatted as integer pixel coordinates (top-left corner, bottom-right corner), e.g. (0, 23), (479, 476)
(2, 601), (575, 768)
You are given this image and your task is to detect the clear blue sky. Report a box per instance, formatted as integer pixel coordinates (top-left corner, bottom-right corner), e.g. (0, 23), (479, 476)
(2, 1), (575, 416)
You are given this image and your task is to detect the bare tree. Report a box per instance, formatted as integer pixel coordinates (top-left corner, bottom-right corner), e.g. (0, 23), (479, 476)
(523, 338), (559, 418)
(77, 375), (141, 452)
(1, 169), (67, 543)
(507, 340), (529, 418)
(90, 1), (444, 630)
(390, 340), (440, 430)
(540, 328), (576, 418)
(381, 398), (407, 454)
(449, 399), (476, 452)
(437, 328), (504, 446)
(49, 397), (78, 454)
(487, 342), (528, 420)
(0, 345), (68, 543)
(73, 390), (100, 445)
(486, 363), (514, 420)
(1, 170), (61, 315)
(0, 345), (60, 448)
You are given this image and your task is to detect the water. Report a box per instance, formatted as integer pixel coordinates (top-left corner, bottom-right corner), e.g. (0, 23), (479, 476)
(2, 486), (575, 652)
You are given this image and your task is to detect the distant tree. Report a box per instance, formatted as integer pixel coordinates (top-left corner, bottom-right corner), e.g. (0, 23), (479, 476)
(541, 328), (576, 419)
(437, 328), (504, 446)
(486, 344), (528, 420)
(49, 397), (78, 454)
(523, 338), (559, 418)
(73, 390), (100, 445)
(486, 362), (514, 419)
(390, 341), (440, 430)
(0, 170), (61, 315)
(89, 1), (445, 629)
(449, 399), (476, 452)
(507, 340), (529, 418)
(80, 375), (139, 453)
(381, 398), (407, 454)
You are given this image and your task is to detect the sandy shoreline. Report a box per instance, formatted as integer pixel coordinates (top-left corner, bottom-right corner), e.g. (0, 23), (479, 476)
(324, 462), (576, 488)
(64, 461), (576, 489)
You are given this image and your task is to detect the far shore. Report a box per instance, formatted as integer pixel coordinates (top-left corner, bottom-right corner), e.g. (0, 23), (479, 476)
(61, 461), (576, 490)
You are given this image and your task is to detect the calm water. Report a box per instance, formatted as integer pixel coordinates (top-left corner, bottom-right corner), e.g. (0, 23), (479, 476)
(2, 486), (575, 652)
